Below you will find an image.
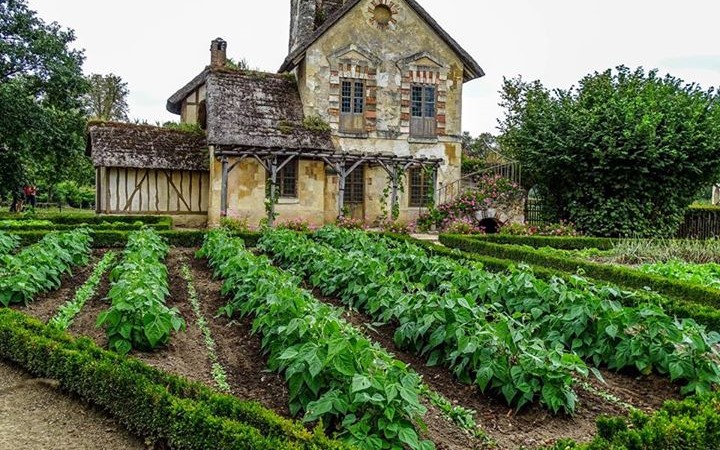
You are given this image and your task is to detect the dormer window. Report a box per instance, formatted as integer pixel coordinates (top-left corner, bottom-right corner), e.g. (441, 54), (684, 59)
(340, 79), (365, 133)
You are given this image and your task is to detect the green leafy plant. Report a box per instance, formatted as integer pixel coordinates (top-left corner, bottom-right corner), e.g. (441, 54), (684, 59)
(0, 229), (91, 306)
(0, 231), (20, 256)
(261, 228), (587, 414)
(499, 67), (720, 237)
(315, 227), (720, 397)
(97, 229), (184, 354)
(198, 230), (434, 450)
(50, 250), (116, 330)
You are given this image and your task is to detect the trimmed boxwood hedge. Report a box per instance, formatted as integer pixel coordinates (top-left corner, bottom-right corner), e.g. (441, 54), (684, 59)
(0, 213), (173, 225)
(544, 394), (720, 450)
(0, 222), (172, 232)
(11, 230), (262, 248)
(0, 308), (351, 450)
(467, 234), (618, 250)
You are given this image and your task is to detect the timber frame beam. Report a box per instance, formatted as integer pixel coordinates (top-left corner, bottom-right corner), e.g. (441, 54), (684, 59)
(214, 147), (443, 221)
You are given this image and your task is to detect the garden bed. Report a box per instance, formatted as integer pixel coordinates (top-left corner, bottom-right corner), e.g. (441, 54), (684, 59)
(0, 238), (709, 450)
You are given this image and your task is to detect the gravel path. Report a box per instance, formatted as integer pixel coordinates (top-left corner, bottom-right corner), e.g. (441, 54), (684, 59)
(0, 359), (146, 450)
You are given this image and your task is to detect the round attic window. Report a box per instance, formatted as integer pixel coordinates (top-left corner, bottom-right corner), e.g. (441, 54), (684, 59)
(368, 1), (398, 30)
(373, 5), (392, 26)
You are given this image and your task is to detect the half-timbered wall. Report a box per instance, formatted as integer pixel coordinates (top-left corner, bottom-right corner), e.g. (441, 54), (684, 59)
(97, 168), (209, 215)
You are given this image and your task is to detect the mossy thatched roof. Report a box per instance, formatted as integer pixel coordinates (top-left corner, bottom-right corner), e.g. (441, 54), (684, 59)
(87, 122), (209, 171)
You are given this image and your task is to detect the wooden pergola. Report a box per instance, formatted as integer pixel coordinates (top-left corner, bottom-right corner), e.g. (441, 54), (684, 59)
(214, 147), (443, 223)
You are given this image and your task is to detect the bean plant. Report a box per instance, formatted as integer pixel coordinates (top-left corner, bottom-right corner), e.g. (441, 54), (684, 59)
(97, 229), (184, 354)
(260, 229), (587, 414)
(198, 230), (434, 450)
(314, 227), (720, 396)
(0, 229), (91, 306)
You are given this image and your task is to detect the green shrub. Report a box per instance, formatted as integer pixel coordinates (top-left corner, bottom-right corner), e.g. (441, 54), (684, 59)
(0, 309), (351, 450)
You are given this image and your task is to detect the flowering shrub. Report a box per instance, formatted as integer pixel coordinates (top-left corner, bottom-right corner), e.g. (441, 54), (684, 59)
(336, 216), (367, 230)
(276, 218), (312, 232)
(500, 221), (581, 236)
(443, 218), (485, 235)
(380, 220), (414, 235)
(417, 174), (525, 232)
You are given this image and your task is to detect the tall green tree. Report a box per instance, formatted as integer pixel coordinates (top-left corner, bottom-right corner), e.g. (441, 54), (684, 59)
(500, 66), (720, 237)
(0, 0), (88, 200)
(84, 73), (129, 121)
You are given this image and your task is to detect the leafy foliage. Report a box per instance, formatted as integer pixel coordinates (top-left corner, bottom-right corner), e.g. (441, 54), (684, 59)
(0, 0), (91, 198)
(416, 174), (524, 232)
(317, 227), (720, 396)
(499, 66), (720, 237)
(97, 229), (184, 354)
(50, 250), (116, 329)
(198, 230), (433, 450)
(84, 73), (129, 121)
(0, 231), (20, 255)
(261, 228), (587, 414)
(640, 260), (720, 288)
(0, 229), (91, 306)
(0, 308), (352, 450)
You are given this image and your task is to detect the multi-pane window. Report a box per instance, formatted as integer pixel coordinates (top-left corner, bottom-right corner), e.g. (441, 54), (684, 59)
(340, 79), (365, 133)
(270, 158), (298, 198)
(343, 165), (365, 204)
(408, 167), (433, 207)
(410, 85), (436, 138)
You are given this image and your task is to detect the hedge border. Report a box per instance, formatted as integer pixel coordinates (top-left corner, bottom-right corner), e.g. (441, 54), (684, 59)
(0, 222), (172, 232)
(0, 308), (351, 450)
(0, 213), (173, 226)
(439, 234), (720, 325)
(10, 230), (262, 248)
(466, 235), (617, 250)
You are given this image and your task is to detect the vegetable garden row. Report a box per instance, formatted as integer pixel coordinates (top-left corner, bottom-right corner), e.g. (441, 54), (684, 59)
(2, 225), (720, 449)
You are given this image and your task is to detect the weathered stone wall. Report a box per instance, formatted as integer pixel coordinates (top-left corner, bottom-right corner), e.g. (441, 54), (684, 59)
(296, 0), (465, 223)
(207, 151), (328, 227)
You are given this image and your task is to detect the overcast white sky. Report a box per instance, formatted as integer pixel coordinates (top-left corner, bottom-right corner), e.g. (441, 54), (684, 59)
(26, 0), (720, 136)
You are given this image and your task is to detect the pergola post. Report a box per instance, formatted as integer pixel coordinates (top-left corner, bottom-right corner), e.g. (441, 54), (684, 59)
(220, 156), (229, 217)
(268, 156), (278, 226)
(431, 165), (439, 206)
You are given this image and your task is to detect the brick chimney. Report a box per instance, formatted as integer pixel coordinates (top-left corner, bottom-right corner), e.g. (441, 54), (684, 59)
(210, 38), (227, 67)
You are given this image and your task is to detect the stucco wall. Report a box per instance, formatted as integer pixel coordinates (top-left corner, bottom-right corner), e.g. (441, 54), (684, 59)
(208, 151), (328, 227)
(295, 0), (466, 223)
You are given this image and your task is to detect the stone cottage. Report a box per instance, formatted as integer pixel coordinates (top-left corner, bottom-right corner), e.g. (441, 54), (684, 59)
(88, 0), (484, 227)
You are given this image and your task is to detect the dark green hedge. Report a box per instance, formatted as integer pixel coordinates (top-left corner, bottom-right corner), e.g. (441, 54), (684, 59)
(468, 235), (617, 250)
(440, 234), (720, 319)
(543, 394), (720, 450)
(0, 308), (351, 450)
(11, 230), (262, 248)
(0, 213), (173, 225)
(0, 222), (172, 232)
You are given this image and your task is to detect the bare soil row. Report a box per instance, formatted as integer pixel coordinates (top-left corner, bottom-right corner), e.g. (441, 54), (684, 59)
(6, 247), (682, 450)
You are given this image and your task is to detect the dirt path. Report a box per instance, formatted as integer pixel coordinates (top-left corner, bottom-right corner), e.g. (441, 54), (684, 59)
(312, 290), (680, 450)
(0, 359), (146, 450)
(188, 252), (292, 416)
